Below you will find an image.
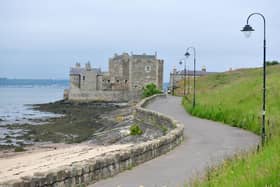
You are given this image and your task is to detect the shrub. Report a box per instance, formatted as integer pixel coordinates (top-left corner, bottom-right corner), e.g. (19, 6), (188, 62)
(14, 146), (26, 152)
(142, 83), (162, 98)
(130, 124), (143, 135)
(266, 60), (279, 66)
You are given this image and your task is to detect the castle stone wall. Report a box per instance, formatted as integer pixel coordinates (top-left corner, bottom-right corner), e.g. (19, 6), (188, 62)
(68, 89), (141, 102)
(109, 53), (129, 80)
(80, 70), (98, 91)
(129, 57), (159, 90)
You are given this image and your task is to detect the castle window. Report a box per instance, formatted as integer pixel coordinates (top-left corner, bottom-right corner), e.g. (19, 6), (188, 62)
(107, 80), (110, 83)
(116, 80), (119, 83)
(125, 80), (128, 84)
(145, 65), (151, 73)
(83, 76), (85, 80)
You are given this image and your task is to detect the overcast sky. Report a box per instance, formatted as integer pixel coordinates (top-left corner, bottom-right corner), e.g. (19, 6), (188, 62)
(0, 0), (279, 82)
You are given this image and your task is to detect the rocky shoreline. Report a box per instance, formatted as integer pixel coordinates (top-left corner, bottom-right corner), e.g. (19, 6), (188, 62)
(0, 100), (170, 152)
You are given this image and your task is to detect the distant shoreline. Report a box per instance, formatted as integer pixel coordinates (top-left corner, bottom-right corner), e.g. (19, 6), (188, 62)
(0, 78), (69, 87)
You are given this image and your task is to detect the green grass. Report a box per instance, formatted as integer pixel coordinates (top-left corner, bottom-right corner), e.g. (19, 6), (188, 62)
(180, 65), (280, 187)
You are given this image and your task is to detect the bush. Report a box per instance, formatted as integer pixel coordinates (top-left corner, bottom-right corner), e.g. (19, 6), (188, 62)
(266, 60), (279, 66)
(142, 83), (162, 98)
(14, 146), (26, 152)
(130, 124), (143, 135)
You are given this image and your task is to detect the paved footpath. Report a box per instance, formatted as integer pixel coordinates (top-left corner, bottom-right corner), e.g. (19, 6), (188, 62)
(92, 96), (259, 187)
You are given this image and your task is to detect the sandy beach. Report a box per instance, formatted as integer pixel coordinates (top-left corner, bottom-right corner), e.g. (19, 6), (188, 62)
(0, 143), (131, 184)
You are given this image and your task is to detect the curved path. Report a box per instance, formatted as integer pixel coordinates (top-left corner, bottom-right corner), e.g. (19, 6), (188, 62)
(93, 96), (259, 187)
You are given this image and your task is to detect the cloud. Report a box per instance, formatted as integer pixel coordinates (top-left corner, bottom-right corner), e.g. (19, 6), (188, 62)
(0, 0), (279, 81)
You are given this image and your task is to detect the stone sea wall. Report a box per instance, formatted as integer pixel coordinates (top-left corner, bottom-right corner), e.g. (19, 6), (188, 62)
(2, 94), (184, 187)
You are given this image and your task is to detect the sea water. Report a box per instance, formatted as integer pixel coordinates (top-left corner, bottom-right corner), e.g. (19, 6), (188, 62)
(0, 86), (66, 125)
(0, 80), (67, 144)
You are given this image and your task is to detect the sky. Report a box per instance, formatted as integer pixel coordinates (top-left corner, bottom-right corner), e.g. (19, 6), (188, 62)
(0, 0), (279, 82)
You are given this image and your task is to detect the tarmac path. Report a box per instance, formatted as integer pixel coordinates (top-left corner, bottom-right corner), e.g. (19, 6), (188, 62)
(93, 96), (259, 187)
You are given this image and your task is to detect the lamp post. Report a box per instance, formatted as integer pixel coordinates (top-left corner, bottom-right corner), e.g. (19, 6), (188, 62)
(179, 59), (187, 96)
(185, 47), (196, 108)
(241, 13), (266, 145)
(172, 71), (175, 96)
(187, 63), (190, 94)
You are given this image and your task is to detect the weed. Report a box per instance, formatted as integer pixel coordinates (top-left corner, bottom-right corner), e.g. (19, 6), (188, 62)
(130, 124), (143, 135)
(14, 146), (26, 152)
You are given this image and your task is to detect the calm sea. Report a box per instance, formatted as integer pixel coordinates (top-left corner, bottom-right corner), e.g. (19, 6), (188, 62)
(0, 79), (68, 126)
(0, 79), (68, 144)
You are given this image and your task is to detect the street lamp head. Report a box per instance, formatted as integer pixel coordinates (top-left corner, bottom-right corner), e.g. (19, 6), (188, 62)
(241, 24), (254, 38)
(185, 52), (190, 58)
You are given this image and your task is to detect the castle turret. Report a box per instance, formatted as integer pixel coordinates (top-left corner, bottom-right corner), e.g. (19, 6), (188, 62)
(75, 62), (81, 68)
(173, 67), (177, 74)
(85, 61), (91, 71)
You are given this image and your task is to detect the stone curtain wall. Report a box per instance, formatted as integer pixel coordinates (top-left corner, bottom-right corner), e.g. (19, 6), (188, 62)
(2, 95), (184, 187)
(68, 90), (142, 102)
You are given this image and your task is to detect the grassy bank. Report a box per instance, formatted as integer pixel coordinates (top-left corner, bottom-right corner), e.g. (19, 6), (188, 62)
(180, 65), (280, 186)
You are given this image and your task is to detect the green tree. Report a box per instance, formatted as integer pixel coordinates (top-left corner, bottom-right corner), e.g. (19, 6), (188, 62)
(142, 83), (162, 98)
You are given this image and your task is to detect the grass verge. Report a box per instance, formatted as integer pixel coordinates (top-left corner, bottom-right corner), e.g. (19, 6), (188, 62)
(180, 65), (280, 186)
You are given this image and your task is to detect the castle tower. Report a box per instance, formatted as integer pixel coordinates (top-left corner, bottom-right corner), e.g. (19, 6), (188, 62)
(85, 61), (91, 71)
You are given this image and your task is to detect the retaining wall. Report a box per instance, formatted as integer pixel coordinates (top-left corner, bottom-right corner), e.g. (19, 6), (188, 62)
(1, 94), (184, 187)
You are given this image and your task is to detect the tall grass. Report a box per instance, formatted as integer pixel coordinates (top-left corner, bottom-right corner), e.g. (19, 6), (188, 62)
(180, 65), (280, 186)
(188, 138), (280, 187)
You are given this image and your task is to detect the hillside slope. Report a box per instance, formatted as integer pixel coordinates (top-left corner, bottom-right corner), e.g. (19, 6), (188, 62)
(180, 65), (280, 186)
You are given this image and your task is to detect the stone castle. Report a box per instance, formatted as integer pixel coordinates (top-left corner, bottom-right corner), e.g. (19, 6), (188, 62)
(65, 52), (163, 101)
